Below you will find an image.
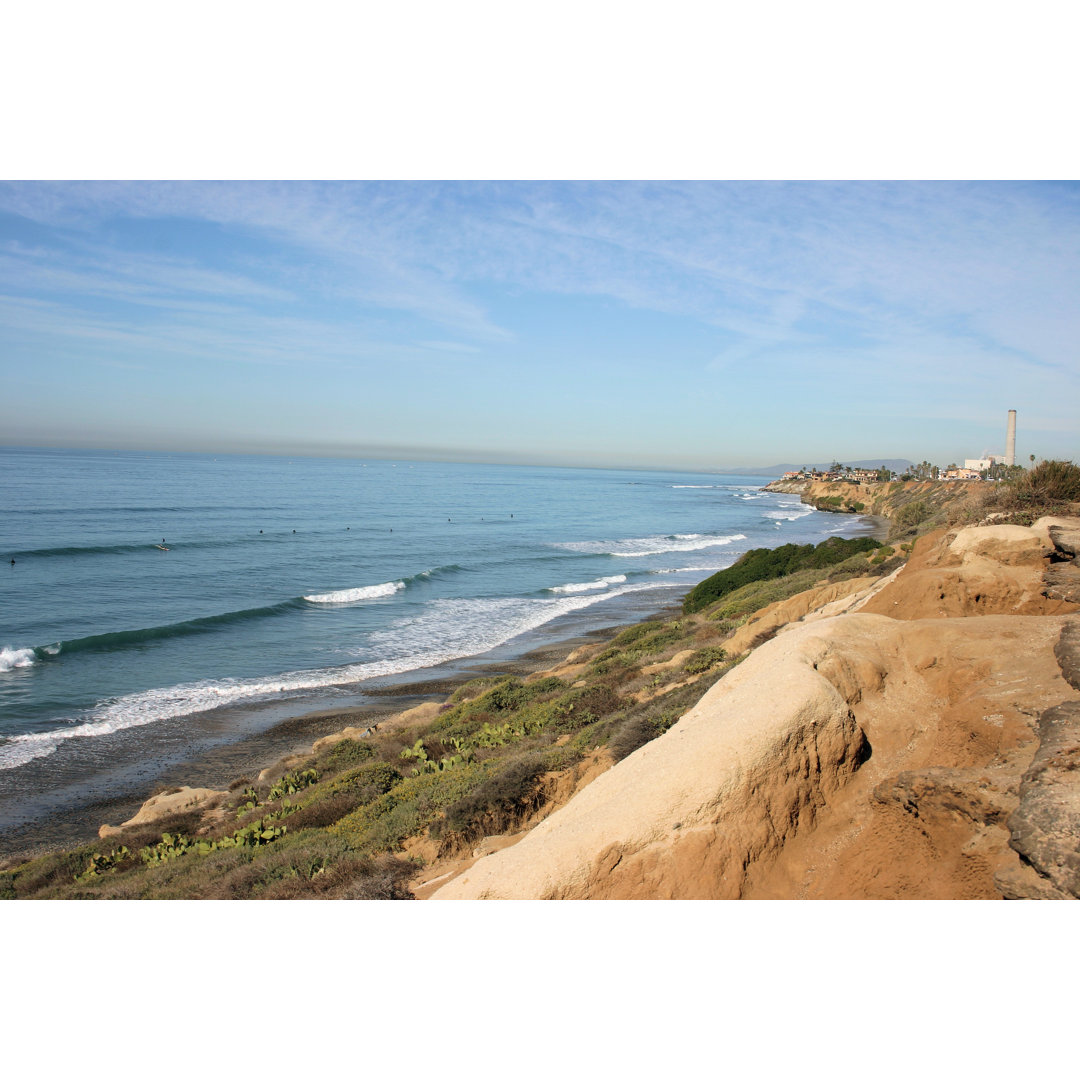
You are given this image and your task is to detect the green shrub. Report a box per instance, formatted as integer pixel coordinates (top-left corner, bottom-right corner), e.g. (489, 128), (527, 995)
(271, 792), (364, 830)
(548, 685), (622, 734)
(607, 716), (666, 761)
(325, 761), (403, 802)
(267, 769), (319, 802)
(683, 536), (881, 614)
(448, 676), (504, 704)
(431, 676), (566, 738)
(683, 646), (727, 674)
(591, 621), (685, 673)
(324, 738), (376, 772)
(1026, 459), (1080, 501)
(977, 459), (1080, 514)
(435, 754), (549, 843)
(330, 759), (495, 852)
(610, 621), (664, 647)
(893, 500), (930, 528)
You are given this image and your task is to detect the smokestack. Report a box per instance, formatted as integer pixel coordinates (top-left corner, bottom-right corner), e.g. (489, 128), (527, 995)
(1006, 409), (1016, 467)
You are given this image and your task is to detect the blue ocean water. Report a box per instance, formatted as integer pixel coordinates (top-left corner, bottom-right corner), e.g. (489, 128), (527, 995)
(0, 448), (874, 837)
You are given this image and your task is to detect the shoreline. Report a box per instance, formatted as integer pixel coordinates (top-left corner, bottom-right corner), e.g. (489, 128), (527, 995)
(0, 600), (682, 864)
(0, 502), (885, 867)
(860, 514), (891, 542)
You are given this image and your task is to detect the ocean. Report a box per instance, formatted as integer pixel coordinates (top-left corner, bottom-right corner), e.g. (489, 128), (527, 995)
(0, 447), (876, 847)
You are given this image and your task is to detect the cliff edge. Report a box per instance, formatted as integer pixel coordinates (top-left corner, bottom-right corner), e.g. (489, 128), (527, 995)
(432, 518), (1080, 899)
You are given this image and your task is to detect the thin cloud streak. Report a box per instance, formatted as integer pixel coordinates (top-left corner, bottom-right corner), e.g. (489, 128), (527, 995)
(0, 181), (1077, 466)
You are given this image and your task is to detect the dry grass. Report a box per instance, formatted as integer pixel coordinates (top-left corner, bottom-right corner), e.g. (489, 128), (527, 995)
(948, 460), (1080, 527)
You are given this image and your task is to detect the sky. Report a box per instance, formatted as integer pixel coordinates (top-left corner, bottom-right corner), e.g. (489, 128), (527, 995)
(4, 2), (1078, 1059)
(1, 179), (1077, 471)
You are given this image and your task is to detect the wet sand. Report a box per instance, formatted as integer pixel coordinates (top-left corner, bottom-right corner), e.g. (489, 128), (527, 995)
(0, 615), (675, 864)
(863, 515), (892, 541)
(1, 512), (887, 866)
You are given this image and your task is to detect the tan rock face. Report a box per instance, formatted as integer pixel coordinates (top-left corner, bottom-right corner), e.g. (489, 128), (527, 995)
(430, 518), (1080, 900)
(858, 521), (1079, 620)
(432, 617), (879, 899)
(722, 574), (888, 658)
(98, 786), (225, 838)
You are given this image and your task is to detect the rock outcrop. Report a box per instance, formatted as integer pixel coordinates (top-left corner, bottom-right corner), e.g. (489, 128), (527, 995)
(763, 477), (972, 523)
(99, 786), (225, 839)
(431, 517), (1080, 900)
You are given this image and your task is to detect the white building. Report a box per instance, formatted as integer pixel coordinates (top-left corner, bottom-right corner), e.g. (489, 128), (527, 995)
(964, 457), (996, 471)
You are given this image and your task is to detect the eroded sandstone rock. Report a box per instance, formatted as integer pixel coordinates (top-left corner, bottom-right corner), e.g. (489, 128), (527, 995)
(426, 519), (1080, 900)
(1002, 699), (1080, 899)
(98, 786), (225, 839)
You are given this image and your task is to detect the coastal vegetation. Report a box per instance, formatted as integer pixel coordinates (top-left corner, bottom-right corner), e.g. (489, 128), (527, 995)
(773, 460), (1080, 541)
(3, 465), (1075, 901)
(948, 459), (1080, 527)
(682, 535), (883, 615)
(0, 536), (901, 900)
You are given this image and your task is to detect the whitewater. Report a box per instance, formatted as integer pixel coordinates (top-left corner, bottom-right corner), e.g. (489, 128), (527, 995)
(0, 448), (878, 837)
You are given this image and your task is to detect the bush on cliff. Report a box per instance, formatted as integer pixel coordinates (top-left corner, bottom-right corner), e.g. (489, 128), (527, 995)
(1008, 459), (1080, 506)
(950, 459), (1080, 526)
(682, 536), (881, 614)
(892, 500), (930, 530)
(434, 753), (550, 846)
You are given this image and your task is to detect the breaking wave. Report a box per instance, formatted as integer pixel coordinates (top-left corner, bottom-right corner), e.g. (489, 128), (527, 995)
(0, 646), (36, 673)
(546, 575), (627, 594)
(304, 581), (404, 604)
(552, 533), (746, 558)
(763, 506), (813, 521)
(0, 581), (680, 771)
(17, 567), (462, 664)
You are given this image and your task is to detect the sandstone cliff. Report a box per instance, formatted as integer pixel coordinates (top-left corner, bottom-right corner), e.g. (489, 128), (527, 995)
(764, 476), (972, 524)
(431, 518), (1080, 899)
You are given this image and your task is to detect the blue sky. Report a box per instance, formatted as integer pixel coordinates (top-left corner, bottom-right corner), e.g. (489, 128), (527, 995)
(1, 180), (1077, 470)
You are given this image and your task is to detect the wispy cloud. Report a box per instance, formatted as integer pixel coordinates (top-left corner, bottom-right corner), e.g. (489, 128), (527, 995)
(1, 180), (1077, 464)
(415, 340), (483, 354)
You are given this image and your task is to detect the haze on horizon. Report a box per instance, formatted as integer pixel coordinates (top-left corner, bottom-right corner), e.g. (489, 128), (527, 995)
(1, 181), (1077, 471)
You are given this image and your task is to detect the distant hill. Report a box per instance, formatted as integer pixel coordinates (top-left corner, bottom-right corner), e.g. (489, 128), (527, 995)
(738, 459), (915, 477)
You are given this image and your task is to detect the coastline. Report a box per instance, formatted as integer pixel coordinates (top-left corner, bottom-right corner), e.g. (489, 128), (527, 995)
(0, 499), (885, 867)
(0, 594), (682, 863)
(853, 513), (891, 542)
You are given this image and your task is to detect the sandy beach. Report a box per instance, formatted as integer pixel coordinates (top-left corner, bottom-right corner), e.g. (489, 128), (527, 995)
(0, 499), (886, 866)
(0, 609), (677, 863)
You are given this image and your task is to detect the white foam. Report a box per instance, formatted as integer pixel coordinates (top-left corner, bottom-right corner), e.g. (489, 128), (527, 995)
(651, 564), (736, 575)
(553, 533), (746, 558)
(672, 484), (716, 488)
(365, 584), (676, 664)
(763, 507), (813, 521)
(547, 574), (627, 594)
(304, 580), (405, 604)
(0, 582), (688, 772)
(0, 646), (36, 673)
